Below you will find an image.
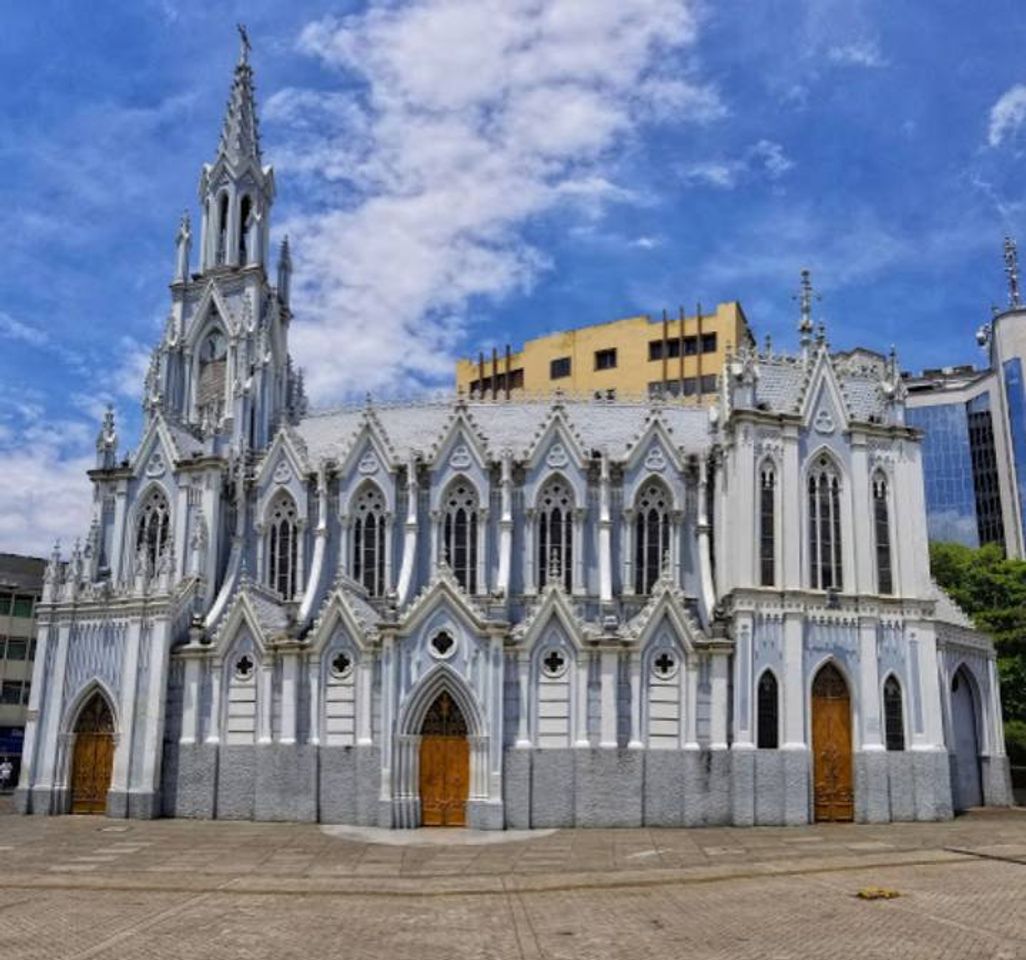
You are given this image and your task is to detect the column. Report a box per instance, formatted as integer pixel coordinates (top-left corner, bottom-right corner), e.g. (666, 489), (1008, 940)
(628, 653), (643, 749)
(35, 622), (71, 791)
(279, 650), (298, 745)
(574, 654), (590, 747)
(913, 622), (945, 748)
(379, 635), (395, 803)
(516, 654), (531, 747)
(599, 650), (618, 748)
(357, 657), (373, 745)
(732, 614), (755, 748)
(710, 651), (728, 750)
(138, 618), (173, 801)
(179, 655), (202, 744)
(987, 658), (1006, 757)
(475, 507), (488, 594)
(307, 658), (320, 745)
(206, 663), (222, 744)
(859, 616), (883, 749)
(782, 611), (805, 748)
(524, 508), (536, 594)
(16, 623), (50, 791)
(257, 658), (273, 744)
(497, 453), (513, 596)
(598, 454), (613, 603)
(110, 620), (141, 792)
(684, 654), (699, 749)
(384, 514), (394, 592)
(622, 510), (635, 595)
(572, 508), (586, 595)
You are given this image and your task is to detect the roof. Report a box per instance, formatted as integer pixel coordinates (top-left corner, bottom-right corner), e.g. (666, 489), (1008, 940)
(293, 397), (713, 468)
(931, 581), (975, 630)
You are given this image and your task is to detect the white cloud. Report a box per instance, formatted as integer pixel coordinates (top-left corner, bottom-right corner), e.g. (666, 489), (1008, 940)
(631, 236), (661, 250)
(681, 140), (793, 189)
(826, 40), (886, 68)
(988, 84), (1026, 147)
(0, 311), (48, 347)
(269, 0), (718, 401)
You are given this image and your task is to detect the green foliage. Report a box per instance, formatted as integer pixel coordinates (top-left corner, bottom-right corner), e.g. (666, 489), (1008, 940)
(1005, 719), (1026, 766)
(929, 541), (1026, 730)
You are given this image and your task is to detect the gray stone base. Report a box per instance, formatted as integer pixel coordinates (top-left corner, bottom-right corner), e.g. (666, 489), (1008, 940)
(644, 750), (687, 826)
(217, 745), (256, 820)
(467, 799), (505, 830)
(855, 751), (891, 823)
(29, 787), (55, 815)
(782, 749), (811, 825)
(731, 749), (756, 827)
(127, 791), (160, 819)
(503, 748), (531, 829)
(162, 742), (217, 818)
(106, 790), (129, 818)
(12, 787), (30, 815)
(320, 745), (380, 826)
(914, 750), (953, 821)
(530, 750), (575, 827)
(574, 749), (643, 827)
(887, 751), (916, 821)
(255, 744), (317, 822)
(981, 755), (1014, 807)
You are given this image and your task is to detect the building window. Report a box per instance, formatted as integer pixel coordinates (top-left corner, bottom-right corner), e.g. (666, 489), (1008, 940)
(649, 339), (681, 361)
(756, 671), (779, 749)
(196, 326), (228, 426)
(5, 639), (26, 661)
(550, 356), (571, 380)
(683, 336), (698, 356)
(760, 465), (775, 586)
(808, 456), (842, 590)
(239, 195), (251, 264)
(537, 478), (573, 591)
(267, 493), (299, 600)
(136, 487), (171, 571)
(873, 474), (893, 595)
(442, 480), (478, 593)
(966, 393), (1005, 548)
(216, 192), (228, 265)
(0, 594), (9, 615)
(884, 676), (905, 751)
(700, 374), (718, 394)
(594, 348), (617, 371)
(701, 332), (717, 353)
(11, 595), (33, 619)
(682, 377), (698, 396)
(634, 482), (671, 593)
(0, 682), (21, 705)
(352, 485), (386, 596)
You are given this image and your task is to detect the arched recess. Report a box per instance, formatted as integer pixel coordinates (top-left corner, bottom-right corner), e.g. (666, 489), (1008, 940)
(265, 490), (300, 600)
(535, 473), (575, 592)
(950, 664), (983, 810)
(350, 480), (388, 597)
(632, 478), (672, 595)
(871, 469), (894, 595)
(238, 194), (252, 265)
(66, 685), (117, 815)
(756, 668), (780, 749)
(131, 482), (172, 575)
(882, 673), (905, 751)
(438, 475), (482, 594)
(393, 664), (489, 828)
(215, 190), (229, 265)
(811, 661), (853, 822)
(757, 456), (778, 588)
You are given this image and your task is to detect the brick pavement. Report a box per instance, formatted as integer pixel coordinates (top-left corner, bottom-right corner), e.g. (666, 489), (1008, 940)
(0, 805), (1023, 958)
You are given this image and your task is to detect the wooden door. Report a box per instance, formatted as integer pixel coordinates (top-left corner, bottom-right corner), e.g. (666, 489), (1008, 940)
(812, 664), (853, 822)
(419, 692), (469, 827)
(70, 693), (115, 815)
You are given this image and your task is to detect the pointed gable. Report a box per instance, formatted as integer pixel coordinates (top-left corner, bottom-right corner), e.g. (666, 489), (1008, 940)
(512, 583), (598, 651)
(799, 347), (850, 435)
(623, 576), (706, 653)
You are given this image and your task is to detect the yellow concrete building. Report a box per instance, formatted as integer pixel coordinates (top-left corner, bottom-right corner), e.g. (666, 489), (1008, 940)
(456, 302), (753, 401)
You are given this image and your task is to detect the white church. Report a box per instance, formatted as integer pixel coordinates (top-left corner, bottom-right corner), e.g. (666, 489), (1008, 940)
(16, 39), (1012, 828)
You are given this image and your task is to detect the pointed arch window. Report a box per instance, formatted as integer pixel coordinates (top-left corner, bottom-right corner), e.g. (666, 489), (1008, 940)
(239, 195), (251, 265)
(883, 675), (905, 751)
(808, 455), (842, 591)
(196, 325), (227, 427)
(634, 482), (670, 593)
(756, 671), (779, 749)
(216, 192), (229, 265)
(267, 493), (299, 600)
(873, 473), (893, 595)
(352, 485), (386, 596)
(537, 477), (573, 591)
(759, 463), (776, 587)
(136, 487), (170, 570)
(442, 480), (478, 593)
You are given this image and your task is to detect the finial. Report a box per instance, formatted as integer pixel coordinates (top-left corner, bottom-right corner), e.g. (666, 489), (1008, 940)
(237, 23), (251, 64)
(1005, 236), (1021, 309)
(794, 268), (820, 351)
(763, 332), (772, 355)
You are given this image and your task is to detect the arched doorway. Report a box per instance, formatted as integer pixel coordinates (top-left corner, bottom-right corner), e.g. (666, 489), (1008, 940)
(419, 691), (469, 826)
(950, 668), (982, 810)
(811, 663), (853, 822)
(70, 693), (115, 815)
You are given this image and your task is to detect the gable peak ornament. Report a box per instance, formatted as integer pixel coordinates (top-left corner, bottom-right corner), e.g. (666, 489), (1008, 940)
(146, 451), (166, 478)
(546, 442), (569, 469)
(813, 407), (835, 435)
(449, 444), (472, 470)
(272, 460), (292, 485)
(644, 445), (667, 472)
(357, 451), (379, 475)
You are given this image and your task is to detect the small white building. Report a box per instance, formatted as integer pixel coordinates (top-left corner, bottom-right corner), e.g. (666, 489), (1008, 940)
(15, 40), (1011, 828)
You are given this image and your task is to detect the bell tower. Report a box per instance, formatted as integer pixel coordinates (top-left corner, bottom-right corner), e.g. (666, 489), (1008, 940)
(197, 25), (275, 275)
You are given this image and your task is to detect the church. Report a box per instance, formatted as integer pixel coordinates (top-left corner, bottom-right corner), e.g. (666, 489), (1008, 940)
(15, 39), (1012, 828)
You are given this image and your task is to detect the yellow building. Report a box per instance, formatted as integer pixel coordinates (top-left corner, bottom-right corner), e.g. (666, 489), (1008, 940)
(456, 301), (753, 401)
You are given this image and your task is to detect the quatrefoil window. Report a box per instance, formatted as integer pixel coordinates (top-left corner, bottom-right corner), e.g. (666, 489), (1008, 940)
(234, 654), (254, 680)
(541, 647), (568, 678)
(330, 652), (353, 679)
(652, 651), (678, 679)
(430, 630), (455, 659)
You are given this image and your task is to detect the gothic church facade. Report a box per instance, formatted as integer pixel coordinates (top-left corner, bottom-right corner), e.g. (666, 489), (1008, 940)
(16, 43), (1012, 828)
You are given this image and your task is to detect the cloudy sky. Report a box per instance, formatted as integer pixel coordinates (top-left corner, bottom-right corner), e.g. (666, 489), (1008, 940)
(2, 0), (1026, 555)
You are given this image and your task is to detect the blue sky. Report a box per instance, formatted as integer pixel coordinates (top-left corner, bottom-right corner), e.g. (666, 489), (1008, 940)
(2, 0), (1026, 554)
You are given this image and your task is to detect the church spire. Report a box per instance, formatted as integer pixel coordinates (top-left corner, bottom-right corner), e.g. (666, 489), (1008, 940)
(216, 24), (262, 168)
(1004, 235), (1021, 310)
(794, 268), (819, 358)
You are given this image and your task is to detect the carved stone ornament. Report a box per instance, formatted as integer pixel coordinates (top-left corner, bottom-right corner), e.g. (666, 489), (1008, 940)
(145, 452), (166, 478)
(449, 444), (472, 470)
(546, 443), (569, 469)
(358, 451), (379, 475)
(813, 408), (835, 435)
(644, 445), (667, 472)
(272, 461), (292, 485)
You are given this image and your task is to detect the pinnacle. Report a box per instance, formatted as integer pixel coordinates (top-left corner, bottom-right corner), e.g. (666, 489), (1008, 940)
(216, 33), (262, 168)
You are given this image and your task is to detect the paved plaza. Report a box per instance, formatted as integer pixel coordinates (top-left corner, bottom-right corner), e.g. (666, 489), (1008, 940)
(0, 803), (1024, 959)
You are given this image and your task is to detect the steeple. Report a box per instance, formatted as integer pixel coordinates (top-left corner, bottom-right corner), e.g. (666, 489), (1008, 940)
(795, 268), (819, 358)
(197, 26), (275, 273)
(218, 24), (262, 168)
(277, 235), (292, 308)
(1004, 235), (1021, 310)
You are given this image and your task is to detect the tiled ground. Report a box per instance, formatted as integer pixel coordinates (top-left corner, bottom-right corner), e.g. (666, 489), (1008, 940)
(0, 805), (1024, 958)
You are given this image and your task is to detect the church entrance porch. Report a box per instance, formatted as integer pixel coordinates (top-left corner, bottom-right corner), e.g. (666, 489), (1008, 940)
(811, 664), (853, 822)
(419, 692), (469, 827)
(70, 693), (115, 815)
(950, 668), (983, 810)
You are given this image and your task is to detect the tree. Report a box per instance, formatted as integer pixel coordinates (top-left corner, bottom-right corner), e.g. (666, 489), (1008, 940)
(930, 541), (1026, 731)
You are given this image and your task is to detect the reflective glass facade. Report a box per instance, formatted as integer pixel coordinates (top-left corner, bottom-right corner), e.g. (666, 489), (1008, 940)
(966, 392), (1005, 548)
(905, 402), (979, 546)
(1002, 358), (1026, 539)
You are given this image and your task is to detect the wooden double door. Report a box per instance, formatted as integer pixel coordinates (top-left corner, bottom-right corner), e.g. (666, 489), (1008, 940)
(419, 692), (469, 827)
(70, 693), (115, 815)
(811, 664), (854, 822)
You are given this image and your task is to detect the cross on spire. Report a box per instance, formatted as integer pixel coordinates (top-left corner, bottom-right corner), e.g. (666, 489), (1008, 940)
(1005, 236), (1021, 309)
